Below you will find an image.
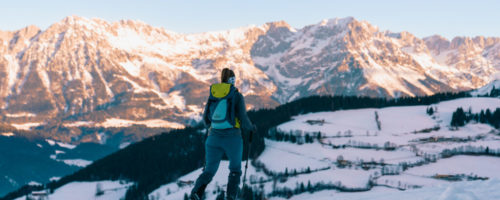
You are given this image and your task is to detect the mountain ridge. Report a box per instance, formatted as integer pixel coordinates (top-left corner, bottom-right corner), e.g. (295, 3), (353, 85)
(0, 16), (499, 144)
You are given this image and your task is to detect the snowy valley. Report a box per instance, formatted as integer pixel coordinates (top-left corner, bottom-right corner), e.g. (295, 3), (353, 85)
(11, 96), (500, 200)
(148, 97), (500, 200)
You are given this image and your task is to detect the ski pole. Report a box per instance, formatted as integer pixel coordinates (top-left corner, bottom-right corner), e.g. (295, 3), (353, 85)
(242, 129), (253, 187)
(202, 127), (209, 171)
(236, 128), (253, 199)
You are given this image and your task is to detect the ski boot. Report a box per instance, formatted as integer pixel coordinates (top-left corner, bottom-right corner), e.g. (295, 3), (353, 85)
(226, 172), (241, 200)
(190, 183), (207, 200)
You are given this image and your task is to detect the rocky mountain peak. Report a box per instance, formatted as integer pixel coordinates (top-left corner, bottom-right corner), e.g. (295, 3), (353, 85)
(423, 35), (450, 54)
(0, 16), (499, 144)
(319, 17), (355, 27)
(265, 20), (293, 31)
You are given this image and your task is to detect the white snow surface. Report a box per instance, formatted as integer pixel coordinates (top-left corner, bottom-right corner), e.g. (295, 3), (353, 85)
(28, 181), (42, 186)
(435, 97), (500, 127)
(61, 118), (185, 129)
(61, 159), (93, 167)
(471, 79), (500, 96)
(46, 139), (56, 146)
(277, 168), (374, 189)
(257, 140), (331, 173)
(0, 132), (14, 137)
(406, 155), (500, 179)
(146, 97), (500, 200)
(50, 177), (61, 182)
(148, 161), (267, 200)
(120, 60), (142, 77)
(271, 179), (500, 200)
(278, 97), (500, 137)
(10, 122), (42, 130)
(62, 121), (94, 127)
(98, 118), (184, 129)
(56, 142), (77, 149)
(16, 181), (132, 200)
(4, 112), (37, 118)
(42, 97), (500, 200)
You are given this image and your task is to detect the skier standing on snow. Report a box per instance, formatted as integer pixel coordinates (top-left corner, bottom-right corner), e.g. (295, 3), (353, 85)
(191, 68), (256, 200)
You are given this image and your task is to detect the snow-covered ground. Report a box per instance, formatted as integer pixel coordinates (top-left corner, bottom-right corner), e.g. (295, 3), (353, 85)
(405, 155), (500, 179)
(45, 139), (94, 167)
(10, 122), (43, 130)
(29, 97), (500, 200)
(257, 140), (332, 172)
(60, 159), (93, 167)
(98, 118), (185, 129)
(15, 181), (132, 200)
(45, 139), (77, 149)
(149, 161), (268, 200)
(0, 132), (14, 137)
(270, 179), (500, 200)
(143, 97), (500, 200)
(435, 98), (500, 128)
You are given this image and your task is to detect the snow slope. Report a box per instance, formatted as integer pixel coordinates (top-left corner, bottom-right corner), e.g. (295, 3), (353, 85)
(15, 181), (131, 200)
(471, 79), (500, 96)
(406, 155), (500, 179)
(278, 97), (500, 136)
(272, 179), (500, 200)
(148, 161), (268, 200)
(147, 97), (500, 200)
(24, 97), (500, 200)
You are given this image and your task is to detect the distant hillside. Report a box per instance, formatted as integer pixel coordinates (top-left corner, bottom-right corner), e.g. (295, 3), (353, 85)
(0, 136), (117, 197)
(2, 91), (481, 200)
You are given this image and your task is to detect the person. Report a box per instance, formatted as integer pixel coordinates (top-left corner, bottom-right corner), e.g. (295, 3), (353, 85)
(191, 68), (256, 200)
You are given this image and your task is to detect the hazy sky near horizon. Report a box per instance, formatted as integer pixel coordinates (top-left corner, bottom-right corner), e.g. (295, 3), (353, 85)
(1, 0), (498, 39)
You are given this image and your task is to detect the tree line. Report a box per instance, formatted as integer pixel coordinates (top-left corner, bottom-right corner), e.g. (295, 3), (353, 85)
(450, 107), (500, 128)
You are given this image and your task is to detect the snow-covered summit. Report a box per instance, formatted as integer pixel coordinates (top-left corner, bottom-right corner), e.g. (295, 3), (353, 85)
(1, 16), (500, 144)
(471, 77), (500, 96)
(318, 17), (355, 27)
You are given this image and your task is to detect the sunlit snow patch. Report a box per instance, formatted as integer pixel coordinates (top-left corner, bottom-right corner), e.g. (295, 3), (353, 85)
(1, 132), (14, 137)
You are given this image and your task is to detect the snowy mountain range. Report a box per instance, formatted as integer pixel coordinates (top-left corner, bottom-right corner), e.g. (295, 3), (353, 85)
(1, 16), (500, 143)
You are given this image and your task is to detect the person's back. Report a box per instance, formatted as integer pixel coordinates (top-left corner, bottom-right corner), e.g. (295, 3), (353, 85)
(191, 68), (255, 200)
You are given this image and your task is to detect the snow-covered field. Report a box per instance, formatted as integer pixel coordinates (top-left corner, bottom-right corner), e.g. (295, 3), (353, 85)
(272, 179), (500, 200)
(405, 155), (500, 179)
(140, 97), (500, 200)
(15, 181), (132, 200)
(149, 161), (268, 200)
(22, 97), (500, 200)
(59, 159), (93, 167)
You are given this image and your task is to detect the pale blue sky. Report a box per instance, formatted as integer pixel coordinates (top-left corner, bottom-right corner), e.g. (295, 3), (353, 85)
(1, 0), (498, 39)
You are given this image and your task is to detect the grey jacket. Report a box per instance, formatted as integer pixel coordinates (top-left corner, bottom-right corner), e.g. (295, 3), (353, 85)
(203, 90), (253, 136)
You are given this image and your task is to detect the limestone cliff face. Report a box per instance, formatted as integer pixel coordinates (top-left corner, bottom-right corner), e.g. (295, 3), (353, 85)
(0, 16), (499, 143)
(252, 18), (499, 101)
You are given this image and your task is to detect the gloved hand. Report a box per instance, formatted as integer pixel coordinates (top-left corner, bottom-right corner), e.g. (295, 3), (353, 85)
(252, 124), (258, 134)
(249, 125), (257, 142)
